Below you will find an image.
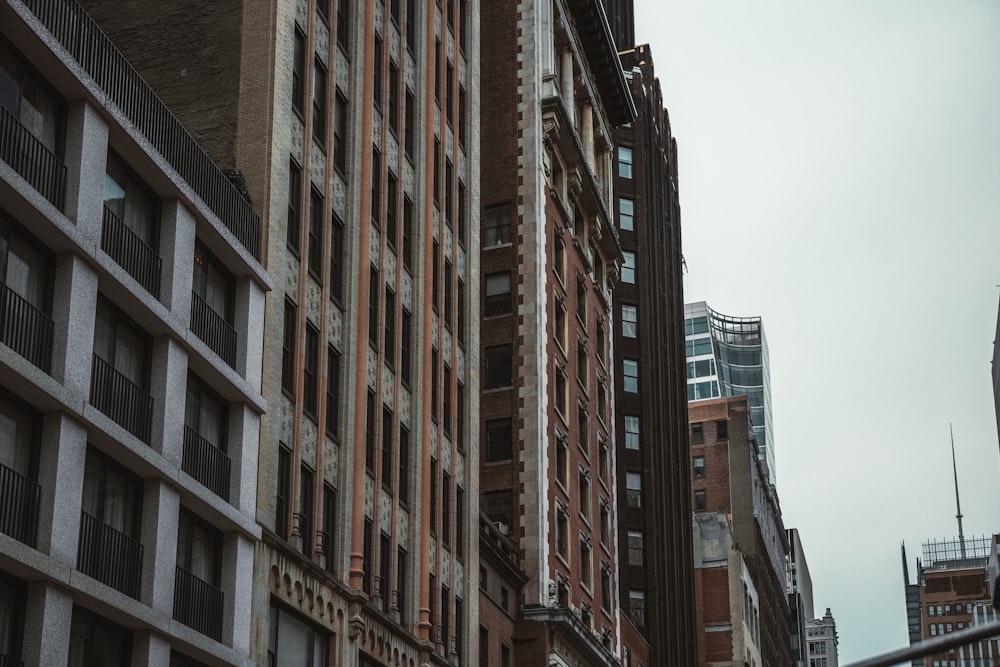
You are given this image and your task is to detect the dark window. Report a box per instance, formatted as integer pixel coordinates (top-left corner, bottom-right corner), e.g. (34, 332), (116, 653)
(445, 160), (454, 223)
(691, 422), (704, 444)
(717, 419), (729, 440)
(185, 374), (228, 457)
(485, 345), (513, 389)
(484, 204), (512, 247)
(480, 626), (489, 667)
(373, 36), (383, 109)
(443, 363), (452, 435)
(312, 59), (327, 144)
(177, 510), (221, 585)
(292, 29), (305, 114)
(69, 607), (131, 667)
(458, 87), (467, 147)
(371, 147), (381, 223)
(334, 91), (348, 173)
(362, 520), (373, 594)
(0, 215), (53, 371)
(444, 259), (453, 325)
(625, 471), (642, 508)
(457, 279), (466, 346)
(404, 89), (415, 160)
(455, 597), (464, 661)
(431, 349), (439, 421)
(365, 390), (376, 472)
(308, 188), (323, 281)
(389, 0), (400, 24)
(384, 287), (396, 362)
(388, 62), (399, 135)
(485, 418), (513, 462)
(323, 483), (336, 574)
(433, 139), (441, 205)
(401, 309), (412, 385)
(694, 489), (707, 511)
(430, 459), (438, 534)
(628, 590), (646, 629)
(329, 214), (344, 303)
(406, 0), (416, 51)
(386, 172), (398, 248)
(192, 242), (234, 324)
(399, 425), (410, 504)
(402, 196), (414, 270)
(276, 445), (291, 537)
(693, 456), (705, 478)
(446, 63), (454, 125)
(326, 346), (341, 438)
(483, 490), (513, 528)
(316, 0), (329, 22)
(434, 40), (441, 102)
(485, 272), (511, 316)
(281, 299), (296, 396)
(627, 529), (644, 567)
(0, 576), (25, 663)
(287, 159), (301, 253)
(0, 40), (64, 156)
(303, 323), (319, 418)
(381, 406), (393, 492)
(455, 486), (464, 554)
(104, 151), (159, 254)
(432, 241), (440, 311)
(456, 381), (465, 452)
(397, 547), (408, 622)
(267, 603), (329, 666)
(379, 532), (391, 611)
(368, 267), (379, 349)
(440, 586), (450, 649)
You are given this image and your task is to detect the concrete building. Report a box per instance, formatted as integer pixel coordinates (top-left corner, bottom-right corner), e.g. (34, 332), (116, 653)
(690, 396), (791, 667)
(0, 0), (269, 663)
(74, 0), (484, 664)
(788, 528), (815, 667)
(684, 301), (776, 483)
(611, 42), (697, 667)
(805, 609), (839, 667)
(479, 0), (634, 664)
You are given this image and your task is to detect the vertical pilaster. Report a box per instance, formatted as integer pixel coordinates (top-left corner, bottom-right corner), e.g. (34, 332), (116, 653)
(150, 336), (188, 463)
(62, 99), (108, 232)
(140, 479), (180, 614)
(229, 404), (261, 515)
(160, 198), (196, 317)
(220, 531), (255, 653)
(131, 631), (171, 667)
(235, 275), (266, 387)
(21, 582), (73, 667)
(50, 253), (98, 395)
(35, 413), (87, 565)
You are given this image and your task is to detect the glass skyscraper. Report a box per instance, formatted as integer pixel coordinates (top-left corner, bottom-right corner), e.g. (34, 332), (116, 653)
(684, 301), (775, 482)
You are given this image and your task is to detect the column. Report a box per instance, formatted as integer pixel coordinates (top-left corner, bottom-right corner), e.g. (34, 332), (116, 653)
(131, 631), (171, 667)
(229, 404), (260, 515)
(35, 412), (87, 565)
(50, 252), (98, 396)
(21, 581), (73, 667)
(582, 102), (595, 172)
(220, 531), (255, 656)
(62, 99), (108, 233)
(235, 275), (266, 387)
(560, 50), (574, 123)
(140, 479), (180, 614)
(149, 335), (187, 463)
(159, 198), (196, 317)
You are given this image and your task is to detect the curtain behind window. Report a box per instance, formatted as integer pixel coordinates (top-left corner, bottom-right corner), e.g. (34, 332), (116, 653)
(0, 398), (30, 476)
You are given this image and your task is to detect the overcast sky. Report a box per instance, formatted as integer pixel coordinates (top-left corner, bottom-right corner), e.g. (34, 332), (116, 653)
(632, 1), (1000, 662)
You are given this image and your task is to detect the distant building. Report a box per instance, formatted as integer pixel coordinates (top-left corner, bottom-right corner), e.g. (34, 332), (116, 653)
(806, 609), (839, 667)
(684, 301), (776, 483)
(788, 528), (815, 667)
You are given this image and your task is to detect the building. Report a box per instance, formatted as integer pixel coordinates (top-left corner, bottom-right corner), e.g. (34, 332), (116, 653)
(479, 0), (634, 663)
(611, 42), (697, 667)
(787, 528), (815, 667)
(75, 0), (484, 664)
(690, 396), (791, 667)
(805, 609), (839, 667)
(0, 0), (269, 663)
(684, 301), (776, 483)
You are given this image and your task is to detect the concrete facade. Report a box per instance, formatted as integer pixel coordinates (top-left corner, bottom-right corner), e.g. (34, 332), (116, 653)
(0, 0), (270, 663)
(805, 609), (838, 667)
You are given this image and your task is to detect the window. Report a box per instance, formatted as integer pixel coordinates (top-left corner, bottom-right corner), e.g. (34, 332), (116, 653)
(176, 510), (220, 588)
(485, 418), (513, 462)
(93, 299), (151, 437)
(598, 442), (610, 484)
(555, 303), (567, 350)
(444, 260), (453, 325)
(404, 89), (415, 160)
(433, 139), (441, 205)
(456, 486), (465, 553)
(287, 159), (301, 253)
(0, 40), (64, 155)
(69, 607), (131, 667)
(484, 490), (513, 529)
(444, 365), (453, 434)
(484, 204), (512, 247)
(312, 59), (327, 143)
(576, 276), (587, 322)
(328, 214), (345, 303)
(0, 574), (24, 665)
(373, 36), (383, 109)
(365, 390), (376, 472)
(430, 459), (438, 534)
(104, 151), (159, 257)
(445, 160), (454, 225)
(691, 422), (704, 444)
(625, 471), (642, 508)
(305, 189), (324, 281)
(384, 288), (396, 360)
(184, 375), (228, 492)
(627, 530), (644, 567)
(694, 489), (707, 511)
(299, 465), (314, 554)
(485, 345), (513, 389)
(362, 519), (373, 594)
(622, 304), (637, 338)
(441, 472), (451, 546)
(628, 590), (646, 628)
(599, 501), (610, 547)
(399, 425), (410, 504)
(485, 272), (512, 316)
(0, 392), (39, 545)
(625, 415), (640, 450)
(458, 86), (467, 146)
(432, 241), (440, 311)
(623, 359), (639, 393)
(555, 507), (568, 558)
(441, 586), (450, 651)
(323, 483), (336, 573)
(371, 148), (381, 223)
(267, 604), (328, 666)
(302, 323), (319, 418)
(281, 299), (297, 396)
(323, 346), (341, 438)
(686, 337), (713, 357)
(192, 242), (234, 326)
(457, 280), (466, 346)
(80, 448), (143, 591)
(333, 90), (348, 173)
(693, 456), (705, 478)
(618, 146), (633, 179)
(386, 173), (398, 248)
(0, 214), (52, 371)
(717, 419), (729, 440)
(276, 445), (291, 538)
(388, 62), (399, 135)
(379, 532), (391, 611)
(555, 366), (567, 416)
(578, 470), (591, 522)
(401, 309), (412, 384)
(619, 197), (634, 231)
(555, 435), (569, 488)
(402, 196), (414, 271)
(621, 251), (636, 283)
(368, 267), (379, 349)
(291, 28), (305, 114)
(381, 406), (393, 491)
(397, 547), (408, 622)
(580, 539), (592, 589)
(577, 404), (589, 451)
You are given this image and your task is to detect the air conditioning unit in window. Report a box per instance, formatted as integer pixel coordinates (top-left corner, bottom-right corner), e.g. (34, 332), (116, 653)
(494, 521), (509, 535)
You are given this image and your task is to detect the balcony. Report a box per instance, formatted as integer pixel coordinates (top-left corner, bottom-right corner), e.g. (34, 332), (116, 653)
(101, 206), (162, 299)
(0, 107), (66, 211)
(90, 354), (152, 443)
(0, 462), (40, 548)
(77, 510), (143, 599)
(190, 292), (237, 369)
(182, 426), (231, 502)
(0, 282), (53, 373)
(173, 566), (223, 642)
(20, 0), (260, 258)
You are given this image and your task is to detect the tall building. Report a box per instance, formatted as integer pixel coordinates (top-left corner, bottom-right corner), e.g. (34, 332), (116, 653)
(479, 0), (634, 664)
(76, 0), (484, 664)
(690, 396), (791, 667)
(788, 528), (815, 667)
(611, 42), (697, 667)
(0, 0), (268, 663)
(684, 300), (775, 483)
(805, 609), (839, 667)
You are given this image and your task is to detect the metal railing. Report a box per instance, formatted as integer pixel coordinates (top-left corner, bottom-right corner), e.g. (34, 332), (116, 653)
(190, 292), (237, 369)
(0, 282), (53, 373)
(0, 653), (25, 667)
(173, 566), (223, 642)
(20, 0), (260, 258)
(844, 619), (1000, 667)
(182, 425), (230, 501)
(0, 462), (40, 547)
(77, 510), (143, 599)
(0, 107), (66, 210)
(89, 354), (152, 443)
(101, 205), (161, 299)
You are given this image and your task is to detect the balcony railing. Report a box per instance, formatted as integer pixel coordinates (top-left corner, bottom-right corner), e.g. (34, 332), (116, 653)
(0, 653), (25, 667)
(190, 292), (237, 369)
(0, 462), (40, 548)
(0, 282), (53, 373)
(90, 354), (152, 443)
(182, 426), (230, 502)
(77, 510), (143, 599)
(101, 206), (161, 299)
(20, 0), (260, 258)
(173, 566), (223, 642)
(0, 106), (66, 210)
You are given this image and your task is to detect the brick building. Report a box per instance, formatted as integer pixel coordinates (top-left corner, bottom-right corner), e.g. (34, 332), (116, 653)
(690, 397), (791, 667)
(0, 0), (268, 663)
(611, 42), (697, 667)
(479, 0), (634, 664)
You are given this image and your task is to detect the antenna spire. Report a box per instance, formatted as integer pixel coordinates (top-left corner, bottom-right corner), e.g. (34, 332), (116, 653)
(951, 423), (966, 559)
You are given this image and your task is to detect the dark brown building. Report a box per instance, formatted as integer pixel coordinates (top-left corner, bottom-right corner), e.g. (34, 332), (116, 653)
(611, 43), (698, 667)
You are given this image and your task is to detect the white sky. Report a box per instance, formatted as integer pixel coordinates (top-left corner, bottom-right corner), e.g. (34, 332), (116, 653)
(633, 1), (1000, 662)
